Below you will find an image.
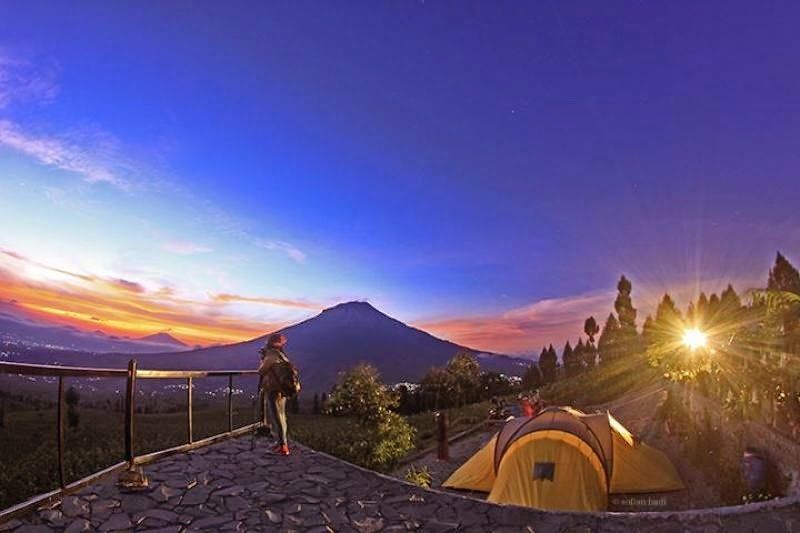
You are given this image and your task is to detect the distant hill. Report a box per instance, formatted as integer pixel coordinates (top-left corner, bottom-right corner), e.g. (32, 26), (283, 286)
(137, 332), (188, 349)
(109, 301), (531, 394)
(0, 300), (190, 354)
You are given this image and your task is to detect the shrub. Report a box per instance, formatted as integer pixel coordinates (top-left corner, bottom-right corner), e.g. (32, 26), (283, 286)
(404, 465), (432, 488)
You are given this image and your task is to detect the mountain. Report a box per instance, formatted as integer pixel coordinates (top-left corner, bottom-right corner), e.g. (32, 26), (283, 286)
(137, 332), (188, 349)
(0, 300), (190, 354)
(119, 301), (531, 394)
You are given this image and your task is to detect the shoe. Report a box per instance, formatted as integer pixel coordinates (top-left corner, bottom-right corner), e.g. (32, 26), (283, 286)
(271, 444), (290, 456)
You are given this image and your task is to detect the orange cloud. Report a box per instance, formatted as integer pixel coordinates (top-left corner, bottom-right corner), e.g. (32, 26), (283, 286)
(0, 251), (299, 346)
(417, 292), (615, 355)
(212, 293), (322, 311)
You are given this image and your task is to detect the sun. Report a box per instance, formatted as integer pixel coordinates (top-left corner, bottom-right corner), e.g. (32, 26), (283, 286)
(682, 328), (708, 351)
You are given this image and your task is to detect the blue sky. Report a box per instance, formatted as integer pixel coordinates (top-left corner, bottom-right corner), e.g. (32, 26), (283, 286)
(1, 2), (799, 353)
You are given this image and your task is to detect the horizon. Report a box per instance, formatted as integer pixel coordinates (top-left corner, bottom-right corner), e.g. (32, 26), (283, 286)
(2, 2), (799, 354)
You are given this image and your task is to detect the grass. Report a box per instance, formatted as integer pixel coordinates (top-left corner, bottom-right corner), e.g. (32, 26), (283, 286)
(0, 398), (496, 509)
(541, 354), (661, 409)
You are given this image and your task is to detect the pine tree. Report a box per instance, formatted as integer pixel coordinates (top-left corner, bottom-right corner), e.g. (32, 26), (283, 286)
(768, 252), (800, 295)
(584, 316), (599, 344)
(583, 316), (599, 368)
(598, 313), (620, 363)
(613, 275), (639, 358)
(561, 341), (575, 377)
(571, 339), (586, 376)
(642, 315), (656, 347)
(521, 363), (543, 390)
(539, 345), (558, 383)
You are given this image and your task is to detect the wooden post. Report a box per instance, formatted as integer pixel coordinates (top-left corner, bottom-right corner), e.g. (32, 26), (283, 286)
(437, 412), (449, 461)
(56, 376), (66, 488)
(124, 359), (137, 464)
(227, 375), (234, 432)
(187, 377), (193, 444)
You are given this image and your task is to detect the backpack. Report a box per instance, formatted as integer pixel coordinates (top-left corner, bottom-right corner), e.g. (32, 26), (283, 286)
(268, 358), (301, 397)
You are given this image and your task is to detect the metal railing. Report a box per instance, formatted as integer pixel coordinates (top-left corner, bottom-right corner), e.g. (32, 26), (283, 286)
(0, 360), (264, 522)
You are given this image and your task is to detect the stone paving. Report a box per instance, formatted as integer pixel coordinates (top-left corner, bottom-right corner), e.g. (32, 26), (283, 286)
(3, 435), (800, 532)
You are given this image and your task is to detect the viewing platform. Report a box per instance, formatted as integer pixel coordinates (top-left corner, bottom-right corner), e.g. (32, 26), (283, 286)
(3, 434), (799, 532)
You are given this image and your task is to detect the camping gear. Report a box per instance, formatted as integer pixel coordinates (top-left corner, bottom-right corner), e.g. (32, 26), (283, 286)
(443, 406), (684, 512)
(267, 359), (301, 397)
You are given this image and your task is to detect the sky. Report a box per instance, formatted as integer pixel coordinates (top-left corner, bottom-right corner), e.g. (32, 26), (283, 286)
(1, 1), (799, 354)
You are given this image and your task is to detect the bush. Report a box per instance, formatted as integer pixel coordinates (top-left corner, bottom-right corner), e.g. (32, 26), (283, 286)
(322, 365), (416, 471)
(404, 465), (432, 488)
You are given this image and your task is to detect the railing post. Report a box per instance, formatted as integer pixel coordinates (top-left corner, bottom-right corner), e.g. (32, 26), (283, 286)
(119, 359), (148, 490)
(124, 359), (137, 464)
(227, 375), (234, 433)
(437, 411), (449, 461)
(56, 376), (65, 488)
(187, 377), (193, 444)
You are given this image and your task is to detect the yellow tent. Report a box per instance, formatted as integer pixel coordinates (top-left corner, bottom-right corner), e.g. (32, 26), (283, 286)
(443, 407), (684, 512)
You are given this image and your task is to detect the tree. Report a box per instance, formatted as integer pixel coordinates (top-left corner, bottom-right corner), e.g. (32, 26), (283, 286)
(321, 392), (329, 411)
(479, 371), (513, 398)
(312, 393), (321, 415)
(446, 351), (482, 406)
(324, 364), (415, 471)
(419, 367), (455, 410)
(521, 363), (542, 390)
(642, 315), (656, 347)
(573, 338), (586, 375)
(598, 313), (620, 364)
(768, 252), (800, 295)
(326, 364), (398, 423)
(583, 316), (600, 345)
(65, 386), (80, 428)
(562, 341), (581, 377)
(0, 398), (5, 429)
(614, 275), (640, 358)
(539, 345), (558, 383)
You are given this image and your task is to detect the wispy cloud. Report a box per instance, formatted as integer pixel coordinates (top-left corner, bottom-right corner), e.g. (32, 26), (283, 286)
(0, 51), (59, 109)
(0, 120), (131, 190)
(162, 240), (214, 255)
(212, 293), (322, 311)
(253, 238), (307, 263)
(0, 249), (292, 345)
(417, 291), (615, 355)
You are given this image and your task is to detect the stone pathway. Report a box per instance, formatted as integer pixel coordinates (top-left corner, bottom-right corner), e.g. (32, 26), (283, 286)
(3, 435), (800, 532)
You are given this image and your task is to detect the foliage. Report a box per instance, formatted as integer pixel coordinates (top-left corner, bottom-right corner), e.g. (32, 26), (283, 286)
(538, 345), (558, 383)
(521, 363), (542, 390)
(326, 363), (399, 424)
(598, 313), (621, 363)
(614, 275), (639, 354)
(446, 351), (482, 406)
(583, 316), (600, 344)
(322, 364), (415, 470)
(563, 339), (583, 377)
(404, 465), (432, 488)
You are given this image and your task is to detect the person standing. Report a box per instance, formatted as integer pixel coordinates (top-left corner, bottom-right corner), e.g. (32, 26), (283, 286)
(258, 333), (293, 455)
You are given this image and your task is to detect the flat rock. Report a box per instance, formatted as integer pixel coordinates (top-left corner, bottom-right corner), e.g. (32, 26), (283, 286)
(61, 496), (90, 518)
(98, 513), (133, 531)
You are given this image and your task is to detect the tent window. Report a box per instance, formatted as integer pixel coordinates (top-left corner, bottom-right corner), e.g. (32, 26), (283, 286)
(533, 462), (555, 481)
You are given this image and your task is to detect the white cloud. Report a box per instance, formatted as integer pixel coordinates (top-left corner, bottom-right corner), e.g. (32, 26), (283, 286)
(0, 120), (131, 190)
(162, 241), (214, 255)
(254, 238), (307, 263)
